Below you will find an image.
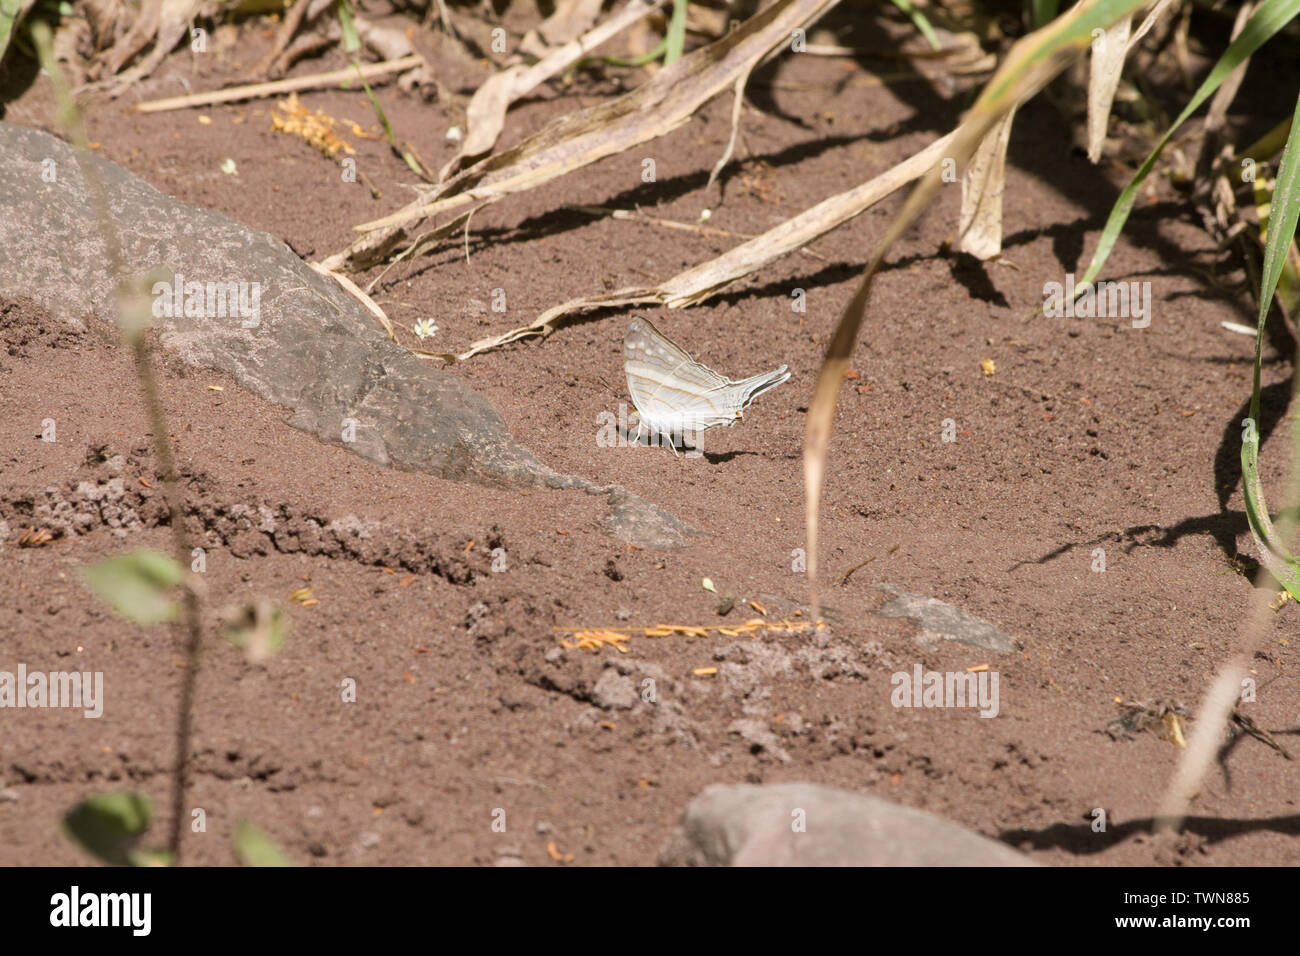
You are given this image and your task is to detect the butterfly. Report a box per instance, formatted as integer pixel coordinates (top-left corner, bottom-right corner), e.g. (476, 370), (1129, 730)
(622, 316), (791, 451)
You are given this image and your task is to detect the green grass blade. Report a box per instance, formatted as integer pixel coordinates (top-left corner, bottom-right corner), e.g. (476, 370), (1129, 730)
(337, 0), (424, 177)
(1077, 0), (1300, 289)
(1242, 93), (1300, 599)
(890, 0), (940, 50)
(336, 0), (360, 53)
(662, 0), (689, 65)
(1031, 0), (1060, 28)
(602, 35), (669, 68)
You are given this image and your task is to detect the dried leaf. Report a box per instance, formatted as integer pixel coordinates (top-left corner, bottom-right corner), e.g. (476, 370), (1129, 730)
(959, 106), (1016, 259)
(325, 0), (840, 271)
(449, 0), (670, 178)
(98, 0), (203, 94)
(1085, 16), (1131, 163)
(439, 130), (957, 359)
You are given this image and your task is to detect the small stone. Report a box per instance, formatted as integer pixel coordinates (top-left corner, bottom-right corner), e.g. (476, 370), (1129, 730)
(874, 584), (1016, 653)
(592, 668), (638, 711)
(0, 788), (19, 803)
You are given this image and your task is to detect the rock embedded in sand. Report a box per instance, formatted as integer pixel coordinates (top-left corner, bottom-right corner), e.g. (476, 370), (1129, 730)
(660, 783), (1036, 866)
(0, 121), (693, 551)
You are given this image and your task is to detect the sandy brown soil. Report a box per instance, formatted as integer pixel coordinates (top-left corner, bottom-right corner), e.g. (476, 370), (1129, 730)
(2, 6), (1299, 866)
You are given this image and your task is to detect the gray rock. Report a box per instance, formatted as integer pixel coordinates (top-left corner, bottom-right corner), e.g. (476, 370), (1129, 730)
(660, 783), (1037, 866)
(591, 668), (638, 711)
(0, 122), (692, 550)
(874, 584), (1016, 653)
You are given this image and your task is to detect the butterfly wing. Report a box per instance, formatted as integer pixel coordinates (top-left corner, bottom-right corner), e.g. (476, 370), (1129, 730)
(624, 317), (734, 436)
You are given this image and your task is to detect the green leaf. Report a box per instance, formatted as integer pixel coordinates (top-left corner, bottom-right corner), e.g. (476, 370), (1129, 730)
(63, 791), (167, 866)
(1077, 0), (1300, 290)
(1252, 176), (1300, 316)
(1241, 91), (1300, 600)
(79, 550), (183, 625)
(233, 820), (292, 866)
(0, 0), (25, 66)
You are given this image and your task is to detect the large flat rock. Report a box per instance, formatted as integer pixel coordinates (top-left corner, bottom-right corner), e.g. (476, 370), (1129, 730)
(0, 121), (691, 550)
(660, 783), (1037, 866)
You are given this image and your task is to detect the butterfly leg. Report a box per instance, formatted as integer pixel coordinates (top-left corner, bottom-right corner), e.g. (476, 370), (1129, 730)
(685, 429), (703, 459)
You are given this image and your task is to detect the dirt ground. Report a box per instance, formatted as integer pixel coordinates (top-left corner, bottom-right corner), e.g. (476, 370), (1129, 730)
(2, 6), (1299, 866)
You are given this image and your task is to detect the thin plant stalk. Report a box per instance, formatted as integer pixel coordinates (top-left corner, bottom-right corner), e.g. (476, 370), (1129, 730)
(32, 22), (205, 864)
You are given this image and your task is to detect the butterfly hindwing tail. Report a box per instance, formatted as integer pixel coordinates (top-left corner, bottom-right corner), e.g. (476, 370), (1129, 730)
(734, 366), (791, 410)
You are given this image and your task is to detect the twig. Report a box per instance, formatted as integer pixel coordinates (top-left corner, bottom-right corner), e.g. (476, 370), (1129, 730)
(245, 0), (315, 80)
(833, 544), (899, 587)
(309, 261), (399, 343)
(833, 556), (876, 587)
(573, 205), (827, 260)
(135, 55), (423, 113)
(1231, 708), (1292, 759)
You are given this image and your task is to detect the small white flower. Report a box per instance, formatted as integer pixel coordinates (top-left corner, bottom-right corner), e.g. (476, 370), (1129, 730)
(220, 158), (238, 176)
(413, 318), (439, 341)
(446, 126), (462, 143)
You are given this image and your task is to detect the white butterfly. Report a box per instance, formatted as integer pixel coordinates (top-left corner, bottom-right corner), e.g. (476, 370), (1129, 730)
(623, 316), (791, 450)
